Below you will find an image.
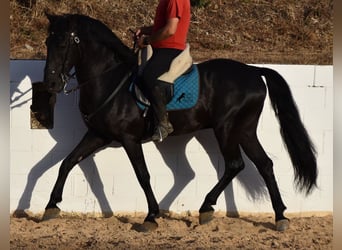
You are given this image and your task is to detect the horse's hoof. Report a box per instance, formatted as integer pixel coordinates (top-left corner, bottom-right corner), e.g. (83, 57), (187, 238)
(199, 210), (214, 225)
(133, 221), (158, 232)
(142, 221), (158, 231)
(41, 207), (61, 221)
(276, 219), (290, 231)
(12, 209), (29, 218)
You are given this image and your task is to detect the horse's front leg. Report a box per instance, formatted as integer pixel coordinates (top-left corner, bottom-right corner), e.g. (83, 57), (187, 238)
(42, 131), (109, 220)
(122, 139), (159, 232)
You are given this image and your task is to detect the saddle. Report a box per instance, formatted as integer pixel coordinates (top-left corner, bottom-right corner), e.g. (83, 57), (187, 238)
(133, 43), (197, 110)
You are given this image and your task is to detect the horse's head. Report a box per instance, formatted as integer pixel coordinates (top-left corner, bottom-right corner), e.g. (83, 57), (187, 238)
(44, 13), (137, 94)
(44, 13), (81, 93)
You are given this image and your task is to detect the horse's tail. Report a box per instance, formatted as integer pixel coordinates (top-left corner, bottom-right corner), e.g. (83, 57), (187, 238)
(260, 67), (317, 195)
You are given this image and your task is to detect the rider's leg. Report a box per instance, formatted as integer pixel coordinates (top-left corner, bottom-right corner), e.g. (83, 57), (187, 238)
(142, 48), (181, 142)
(149, 82), (174, 142)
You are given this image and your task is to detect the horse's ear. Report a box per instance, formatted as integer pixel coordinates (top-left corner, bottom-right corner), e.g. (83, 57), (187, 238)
(44, 10), (58, 24)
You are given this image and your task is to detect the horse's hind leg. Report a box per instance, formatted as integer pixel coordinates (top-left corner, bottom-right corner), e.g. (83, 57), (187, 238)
(199, 128), (244, 224)
(240, 133), (289, 231)
(43, 131), (109, 220)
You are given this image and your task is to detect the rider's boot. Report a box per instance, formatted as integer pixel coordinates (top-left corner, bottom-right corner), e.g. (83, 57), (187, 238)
(152, 114), (173, 142)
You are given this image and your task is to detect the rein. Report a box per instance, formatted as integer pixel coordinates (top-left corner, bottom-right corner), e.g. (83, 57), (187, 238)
(61, 62), (121, 95)
(82, 71), (132, 122)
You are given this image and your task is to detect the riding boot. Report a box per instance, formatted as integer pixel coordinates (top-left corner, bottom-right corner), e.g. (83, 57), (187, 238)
(152, 114), (173, 142)
(148, 82), (174, 142)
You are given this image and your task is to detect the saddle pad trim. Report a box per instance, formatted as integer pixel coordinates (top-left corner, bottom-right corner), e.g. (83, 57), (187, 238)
(135, 65), (199, 111)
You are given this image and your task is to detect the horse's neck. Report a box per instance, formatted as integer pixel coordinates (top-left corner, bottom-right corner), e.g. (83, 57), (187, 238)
(76, 62), (132, 116)
(75, 40), (135, 116)
(76, 48), (117, 78)
(75, 35), (134, 78)
(75, 47), (122, 93)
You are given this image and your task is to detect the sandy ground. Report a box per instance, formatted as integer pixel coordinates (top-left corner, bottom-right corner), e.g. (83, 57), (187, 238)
(10, 211), (332, 249)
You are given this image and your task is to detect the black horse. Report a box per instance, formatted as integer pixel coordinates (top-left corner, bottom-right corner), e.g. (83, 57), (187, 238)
(42, 13), (317, 232)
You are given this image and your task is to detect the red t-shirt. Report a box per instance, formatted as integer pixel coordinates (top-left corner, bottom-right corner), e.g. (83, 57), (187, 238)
(151, 0), (191, 50)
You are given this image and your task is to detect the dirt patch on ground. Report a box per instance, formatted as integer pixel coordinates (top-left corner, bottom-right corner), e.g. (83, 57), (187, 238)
(11, 212), (332, 249)
(10, 0), (332, 64)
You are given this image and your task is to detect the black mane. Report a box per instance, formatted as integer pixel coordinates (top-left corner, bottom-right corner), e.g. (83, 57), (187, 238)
(59, 14), (136, 64)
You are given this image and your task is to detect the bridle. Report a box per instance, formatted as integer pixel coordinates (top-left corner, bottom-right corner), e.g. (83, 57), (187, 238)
(53, 31), (121, 95)
(49, 30), (133, 121)
(59, 32), (81, 94)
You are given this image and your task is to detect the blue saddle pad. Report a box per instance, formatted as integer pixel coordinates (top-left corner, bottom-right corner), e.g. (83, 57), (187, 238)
(135, 65), (199, 111)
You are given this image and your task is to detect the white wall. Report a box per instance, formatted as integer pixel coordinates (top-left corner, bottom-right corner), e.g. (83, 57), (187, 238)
(10, 60), (333, 215)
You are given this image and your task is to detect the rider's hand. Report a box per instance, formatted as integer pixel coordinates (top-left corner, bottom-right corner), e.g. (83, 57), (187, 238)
(130, 28), (142, 41)
(132, 26), (152, 48)
(137, 35), (150, 49)
(135, 29), (142, 38)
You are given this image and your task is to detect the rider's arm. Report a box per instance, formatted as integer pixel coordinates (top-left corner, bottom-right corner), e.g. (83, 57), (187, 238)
(147, 17), (179, 43)
(138, 17), (179, 47)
